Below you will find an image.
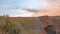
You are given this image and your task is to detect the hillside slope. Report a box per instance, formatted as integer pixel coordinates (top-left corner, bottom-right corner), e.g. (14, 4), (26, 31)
(0, 16), (60, 34)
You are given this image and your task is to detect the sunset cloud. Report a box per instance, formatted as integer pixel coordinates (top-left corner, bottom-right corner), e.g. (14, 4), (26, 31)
(0, 0), (60, 17)
(33, 3), (60, 17)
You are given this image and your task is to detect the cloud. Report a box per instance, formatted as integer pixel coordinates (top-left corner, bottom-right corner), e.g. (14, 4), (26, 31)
(0, 0), (60, 17)
(9, 9), (35, 17)
(0, 8), (35, 17)
(33, 3), (60, 17)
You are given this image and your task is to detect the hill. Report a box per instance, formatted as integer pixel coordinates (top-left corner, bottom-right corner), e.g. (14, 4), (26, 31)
(0, 16), (60, 34)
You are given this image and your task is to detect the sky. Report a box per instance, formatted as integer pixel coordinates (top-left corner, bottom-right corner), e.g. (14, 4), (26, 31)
(0, 0), (60, 17)
(0, 0), (47, 9)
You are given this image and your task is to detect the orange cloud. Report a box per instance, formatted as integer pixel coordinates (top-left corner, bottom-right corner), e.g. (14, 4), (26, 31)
(32, 3), (60, 17)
